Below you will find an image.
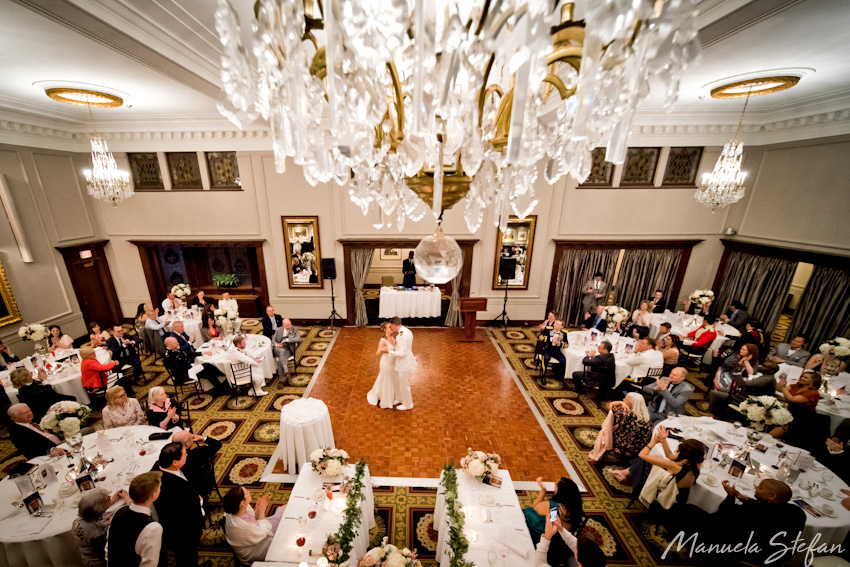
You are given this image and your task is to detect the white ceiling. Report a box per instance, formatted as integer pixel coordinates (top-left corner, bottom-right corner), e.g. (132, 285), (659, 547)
(1, 0), (850, 146)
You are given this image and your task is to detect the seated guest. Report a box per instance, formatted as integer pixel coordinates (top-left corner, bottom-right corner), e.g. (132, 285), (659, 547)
(682, 314), (717, 356)
(154, 443), (205, 567)
(191, 290), (209, 310)
(102, 386), (145, 429)
(711, 343), (759, 393)
(80, 345), (134, 396)
(582, 305), (608, 333)
(657, 335), (681, 376)
(805, 344), (848, 376)
(0, 340), (19, 370)
(625, 300), (653, 337)
(218, 292), (242, 332)
(773, 371), (822, 440)
(161, 292), (182, 313)
(536, 518), (607, 567)
(624, 338), (664, 382)
(200, 315), (221, 342)
(767, 333), (810, 368)
(146, 386), (184, 431)
(7, 403), (64, 459)
(106, 471), (163, 567)
(538, 312), (557, 336)
(224, 487), (286, 564)
(172, 430), (222, 502)
(166, 321), (196, 353)
(709, 320), (765, 375)
(133, 304), (150, 338)
(655, 322), (672, 342)
(719, 300), (749, 331)
(106, 326), (145, 384)
(273, 319), (300, 364)
(572, 340), (615, 398)
(650, 290), (667, 314)
(682, 297), (711, 315)
(644, 367), (692, 424)
(635, 427), (705, 515)
(229, 335), (268, 396)
(11, 367), (74, 421)
(72, 488), (131, 567)
(541, 320), (567, 380)
(144, 307), (166, 337)
(163, 337), (226, 393)
(590, 392), (651, 463)
(709, 356), (777, 417)
(522, 476), (584, 547)
(821, 423), (850, 484)
(48, 325), (73, 353)
(88, 322), (110, 347)
(261, 305), (283, 340)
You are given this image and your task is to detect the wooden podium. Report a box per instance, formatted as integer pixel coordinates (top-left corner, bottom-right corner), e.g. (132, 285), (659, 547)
(459, 297), (487, 342)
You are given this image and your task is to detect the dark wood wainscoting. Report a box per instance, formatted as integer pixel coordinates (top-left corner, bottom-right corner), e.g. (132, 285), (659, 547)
(130, 240), (270, 317)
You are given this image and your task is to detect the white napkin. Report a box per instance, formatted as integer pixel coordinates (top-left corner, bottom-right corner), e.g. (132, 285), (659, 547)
(9, 515), (52, 537)
(497, 526), (531, 559)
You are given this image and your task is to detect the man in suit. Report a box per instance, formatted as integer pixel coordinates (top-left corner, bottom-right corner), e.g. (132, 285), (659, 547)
(572, 340), (616, 397)
(0, 341), (20, 371)
(161, 293), (183, 313)
(172, 430), (222, 505)
(720, 300), (749, 331)
(542, 320), (567, 380)
(273, 319), (299, 378)
(387, 317), (416, 410)
(402, 251), (417, 287)
(106, 471), (163, 567)
(767, 333), (811, 367)
(581, 271), (607, 314)
(163, 337), (226, 393)
(644, 366), (693, 424)
(152, 443), (205, 567)
(167, 321), (196, 355)
(7, 403), (64, 459)
(107, 326), (145, 385)
(583, 305), (608, 333)
(261, 305), (283, 340)
(651, 290), (667, 313)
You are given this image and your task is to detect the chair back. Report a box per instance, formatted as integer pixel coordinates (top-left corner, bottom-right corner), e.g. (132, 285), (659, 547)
(644, 366), (663, 380)
(102, 369), (121, 389)
(229, 362), (253, 388)
(381, 276), (395, 287)
(151, 329), (167, 357)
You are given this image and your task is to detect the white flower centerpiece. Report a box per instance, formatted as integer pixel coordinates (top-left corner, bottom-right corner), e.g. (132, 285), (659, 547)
(214, 308), (239, 336)
(818, 337), (850, 360)
(732, 395), (793, 433)
(310, 447), (350, 477)
(601, 305), (629, 330)
(18, 323), (50, 354)
(357, 537), (421, 567)
(688, 289), (715, 314)
(40, 400), (92, 441)
(459, 447), (501, 481)
(171, 283), (191, 301)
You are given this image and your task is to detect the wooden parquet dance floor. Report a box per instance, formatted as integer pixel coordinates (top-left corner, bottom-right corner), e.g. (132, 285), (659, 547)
(309, 327), (571, 481)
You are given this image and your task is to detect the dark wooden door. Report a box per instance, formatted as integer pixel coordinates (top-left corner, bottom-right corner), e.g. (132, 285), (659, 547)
(56, 241), (123, 327)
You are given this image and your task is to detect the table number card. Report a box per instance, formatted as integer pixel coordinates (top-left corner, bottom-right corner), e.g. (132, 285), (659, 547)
(728, 460), (746, 478)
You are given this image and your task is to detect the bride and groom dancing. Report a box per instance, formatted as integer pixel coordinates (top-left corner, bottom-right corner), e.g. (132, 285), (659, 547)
(367, 317), (415, 410)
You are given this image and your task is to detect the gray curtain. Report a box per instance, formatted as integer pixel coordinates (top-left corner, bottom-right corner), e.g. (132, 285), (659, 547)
(788, 265), (850, 347)
(350, 248), (374, 327)
(553, 248), (620, 326)
(615, 248), (682, 313)
(444, 249), (465, 327)
(715, 251), (797, 331)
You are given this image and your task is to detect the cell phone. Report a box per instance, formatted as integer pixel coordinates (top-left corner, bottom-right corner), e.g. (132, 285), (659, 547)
(549, 508), (558, 523)
(257, 356), (266, 362)
(148, 432), (172, 441)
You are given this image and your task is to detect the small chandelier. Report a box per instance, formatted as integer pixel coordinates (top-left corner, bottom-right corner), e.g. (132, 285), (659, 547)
(83, 102), (132, 207)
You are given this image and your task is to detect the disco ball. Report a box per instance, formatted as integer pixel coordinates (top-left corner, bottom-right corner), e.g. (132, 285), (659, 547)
(413, 232), (463, 284)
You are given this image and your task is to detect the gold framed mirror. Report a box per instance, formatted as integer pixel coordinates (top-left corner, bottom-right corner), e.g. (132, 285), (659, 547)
(0, 260), (22, 328)
(281, 216), (323, 288)
(493, 215), (537, 290)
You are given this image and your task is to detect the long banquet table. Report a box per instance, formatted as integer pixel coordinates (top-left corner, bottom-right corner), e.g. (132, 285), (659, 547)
(0, 425), (173, 567)
(378, 286), (441, 318)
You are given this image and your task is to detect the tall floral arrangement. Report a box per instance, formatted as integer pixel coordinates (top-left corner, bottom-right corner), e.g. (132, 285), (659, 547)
(819, 337), (850, 360)
(171, 283), (191, 300)
(689, 289), (714, 308)
(310, 447), (350, 477)
(18, 323), (49, 342)
(733, 395), (793, 432)
(601, 305), (629, 326)
(459, 448), (500, 480)
(40, 401), (91, 437)
(214, 308), (238, 333)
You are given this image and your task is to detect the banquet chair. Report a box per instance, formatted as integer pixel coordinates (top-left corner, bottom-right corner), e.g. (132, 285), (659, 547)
(228, 362), (259, 396)
(163, 366), (202, 403)
(381, 276), (395, 287)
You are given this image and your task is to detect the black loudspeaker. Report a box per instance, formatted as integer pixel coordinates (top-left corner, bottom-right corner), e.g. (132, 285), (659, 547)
(498, 257), (517, 281)
(321, 258), (337, 280)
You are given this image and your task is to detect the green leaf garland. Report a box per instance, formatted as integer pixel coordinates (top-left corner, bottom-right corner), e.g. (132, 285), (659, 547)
(441, 464), (475, 567)
(323, 459), (368, 566)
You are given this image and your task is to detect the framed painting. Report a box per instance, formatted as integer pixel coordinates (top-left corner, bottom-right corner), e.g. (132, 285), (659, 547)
(493, 215), (537, 290)
(379, 248), (401, 261)
(281, 216), (323, 288)
(0, 260), (21, 328)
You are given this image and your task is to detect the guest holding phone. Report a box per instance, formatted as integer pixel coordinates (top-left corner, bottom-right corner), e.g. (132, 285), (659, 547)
(522, 476), (584, 547)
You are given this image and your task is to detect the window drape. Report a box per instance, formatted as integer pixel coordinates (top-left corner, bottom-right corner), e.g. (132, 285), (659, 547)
(553, 248), (620, 326)
(715, 251), (797, 332)
(350, 249), (374, 327)
(788, 265), (850, 347)
(444, 249), (465, 327)
(615, 248), (682, 313)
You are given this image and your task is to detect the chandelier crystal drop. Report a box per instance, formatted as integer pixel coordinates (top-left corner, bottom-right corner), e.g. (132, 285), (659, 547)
(215, 0), (700, 232)
(84, 137), (133, 207)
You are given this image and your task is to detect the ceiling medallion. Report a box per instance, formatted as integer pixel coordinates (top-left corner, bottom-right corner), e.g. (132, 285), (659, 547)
(44, 88), (123, 108)
(709, 76), (799, 99)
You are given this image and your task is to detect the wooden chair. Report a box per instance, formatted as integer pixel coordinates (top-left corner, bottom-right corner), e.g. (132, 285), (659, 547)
(228, 362), (259, 396)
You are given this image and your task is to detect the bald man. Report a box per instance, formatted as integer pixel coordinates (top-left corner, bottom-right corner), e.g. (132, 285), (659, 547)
(643, 367), (693, 424)
(8, 403), (64, 459)
(163, 337), (226, 393)
(272, 318), (300, 377)
(166, 321), (196, 355)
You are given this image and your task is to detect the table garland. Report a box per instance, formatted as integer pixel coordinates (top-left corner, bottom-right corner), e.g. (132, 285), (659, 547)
(323, 458), (367, 566)
(441, 464), (474, 567)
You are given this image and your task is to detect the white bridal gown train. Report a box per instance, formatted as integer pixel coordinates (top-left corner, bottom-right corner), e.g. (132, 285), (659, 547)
(367, 348), (398, 409)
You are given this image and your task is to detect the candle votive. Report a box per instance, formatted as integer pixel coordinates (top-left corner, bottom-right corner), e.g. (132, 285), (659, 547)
(317, 558), (329, 567)
(470, 530), (480, 543)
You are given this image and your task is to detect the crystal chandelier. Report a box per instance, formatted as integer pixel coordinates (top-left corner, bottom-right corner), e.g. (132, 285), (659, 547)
(215, 0), (699, 233)
(695, 91), (751, 212)
(82, 102), (133, 207)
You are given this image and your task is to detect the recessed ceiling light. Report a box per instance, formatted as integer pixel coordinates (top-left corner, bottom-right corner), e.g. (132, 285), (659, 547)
(33, 81), (131, 108)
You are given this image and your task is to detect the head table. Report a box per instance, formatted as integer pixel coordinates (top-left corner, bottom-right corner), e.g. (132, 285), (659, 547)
(0, 425), (173, 567)
(651, 415), (850, 551)
(378, 286), (441, 318)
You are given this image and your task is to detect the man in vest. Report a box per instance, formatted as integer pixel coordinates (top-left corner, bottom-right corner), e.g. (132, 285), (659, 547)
(106, 471), (163, 567)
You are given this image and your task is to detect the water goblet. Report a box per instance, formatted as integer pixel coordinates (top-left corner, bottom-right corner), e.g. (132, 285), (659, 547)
(822, 471), (835, 484)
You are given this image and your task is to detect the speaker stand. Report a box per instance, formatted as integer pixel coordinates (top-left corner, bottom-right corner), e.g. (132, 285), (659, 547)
(491, 281), (513, 328)
(324, 278), (345, 331)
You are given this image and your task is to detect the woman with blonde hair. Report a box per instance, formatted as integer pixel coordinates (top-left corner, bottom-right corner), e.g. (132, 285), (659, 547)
(79, 345), (126, 394)
(366, 321), (398, 409)
(101, 386), (145, 429)
(146, 386), (183, 430)
(590, 392), (652, 463)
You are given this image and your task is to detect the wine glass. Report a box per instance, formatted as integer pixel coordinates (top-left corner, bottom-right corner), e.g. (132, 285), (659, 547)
(822, 471), (835, 484)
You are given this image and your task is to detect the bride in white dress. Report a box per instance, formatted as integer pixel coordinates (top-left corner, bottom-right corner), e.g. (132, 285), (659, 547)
(367, 322), (398, 409)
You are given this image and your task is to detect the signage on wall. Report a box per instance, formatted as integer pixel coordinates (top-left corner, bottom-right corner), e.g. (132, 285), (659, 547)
(79, 250), (92, 259)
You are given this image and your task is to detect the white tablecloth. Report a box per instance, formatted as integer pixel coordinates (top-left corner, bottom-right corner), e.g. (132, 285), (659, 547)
(378, 287), (441, 318)
(1, 348), (113, 406)
(277, 398), (334, 474)
(0, 425), (172, 567)
(778, 365), (850, 435)
(265, 463), (375, 563)
(198, 334), (275, 380)
(649, 312), (740, 363)
(653, 416), (850, 549)
(561, 348), (631, 387)
(434, 469), (535, 567)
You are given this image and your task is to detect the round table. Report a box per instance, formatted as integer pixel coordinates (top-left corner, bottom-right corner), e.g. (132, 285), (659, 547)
(0, 425), (172, 567)
(378, 286), (441, 318)
(162, 316), (203, 349)
(1, 348), (113, 406)
(778, 365), (850, 435)
(198, 334), (275, 383)
(652, 415), (850, 549)
(277, 398), (334, 474)
(560, 347), (631, 387)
